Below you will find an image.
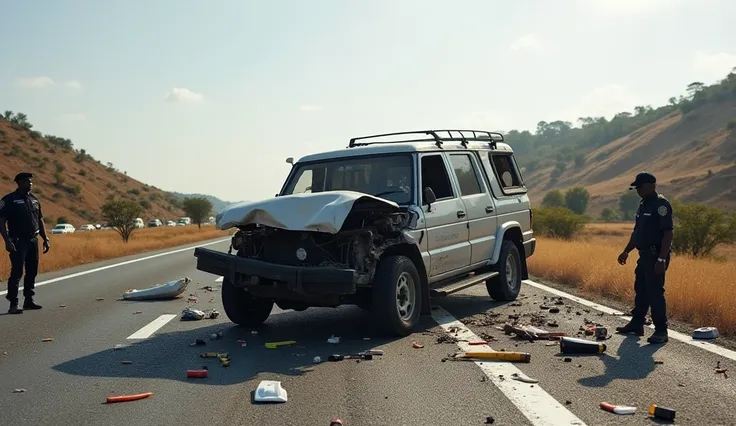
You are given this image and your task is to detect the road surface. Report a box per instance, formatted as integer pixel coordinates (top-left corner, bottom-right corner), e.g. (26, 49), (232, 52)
(1, 239), (735, 425)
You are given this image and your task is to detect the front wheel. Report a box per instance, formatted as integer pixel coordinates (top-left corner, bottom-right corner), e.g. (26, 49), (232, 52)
(221, 277), (273, 326)
(486, 240), (522, 301)
(372, 255), (422, 336)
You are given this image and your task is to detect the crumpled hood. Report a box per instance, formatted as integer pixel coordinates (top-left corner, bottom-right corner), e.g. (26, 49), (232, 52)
(216, 190), (401, 234)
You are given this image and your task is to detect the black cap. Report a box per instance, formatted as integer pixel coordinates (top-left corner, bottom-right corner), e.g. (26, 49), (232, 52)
(629, 172), (656, 189)
(14, 172), (33, 182)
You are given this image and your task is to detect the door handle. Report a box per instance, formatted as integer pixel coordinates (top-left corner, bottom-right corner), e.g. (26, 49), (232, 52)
(457, 211), (466, 218)
(485, 206), (494, 213)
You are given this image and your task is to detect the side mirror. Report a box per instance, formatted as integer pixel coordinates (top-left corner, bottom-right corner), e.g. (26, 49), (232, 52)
(423, 187), (437, 211)
(286, 157), (294, 165)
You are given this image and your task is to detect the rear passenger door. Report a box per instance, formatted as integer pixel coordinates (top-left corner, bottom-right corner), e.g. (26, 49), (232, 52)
(448, 153), (498, 266)
(479, 151), (531, 233)
(419, 153), (471, 277)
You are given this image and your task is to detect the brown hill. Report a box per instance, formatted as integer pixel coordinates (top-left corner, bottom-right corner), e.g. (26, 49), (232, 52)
(513, 70), (736, 217)
(0, 115), (186, 226)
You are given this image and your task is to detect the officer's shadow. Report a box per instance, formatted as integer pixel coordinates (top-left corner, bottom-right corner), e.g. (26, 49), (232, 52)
(578, 335), (662, 388)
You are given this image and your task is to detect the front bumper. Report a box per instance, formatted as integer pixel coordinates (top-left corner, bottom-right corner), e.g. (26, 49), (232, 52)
(193, 247), (357, 296)
(523, 238), (536, 258)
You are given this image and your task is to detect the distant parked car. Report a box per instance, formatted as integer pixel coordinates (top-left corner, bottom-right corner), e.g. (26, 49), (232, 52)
(148, 219), (163, 227)
(79, 224), (96, 231)
(132, 218), (144, 228)
(51, 224), (76, 234)
(166, 220), (176, 227)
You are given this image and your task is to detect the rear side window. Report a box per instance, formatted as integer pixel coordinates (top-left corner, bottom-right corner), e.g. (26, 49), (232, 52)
(489, 153), (525, 194)
(420, 155), (454, 201)
(449, 154), (482, 196)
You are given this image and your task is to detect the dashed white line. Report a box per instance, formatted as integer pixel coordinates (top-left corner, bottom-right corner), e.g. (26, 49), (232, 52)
(0, 238), (230, 296)
(127, 314), (177, 340)
(524, 280), (736, 362)
(431, 306), (587, 426)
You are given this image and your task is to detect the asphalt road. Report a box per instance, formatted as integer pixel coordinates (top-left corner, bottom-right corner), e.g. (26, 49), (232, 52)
(1, 239), (735, 425)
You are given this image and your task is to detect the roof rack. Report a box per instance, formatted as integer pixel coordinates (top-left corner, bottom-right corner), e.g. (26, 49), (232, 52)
(347, 129), (504, 149)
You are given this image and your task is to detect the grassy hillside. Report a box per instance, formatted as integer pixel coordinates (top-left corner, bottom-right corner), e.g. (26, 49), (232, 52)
(0, 112), (192, 226)
(507, 68), (736, 216)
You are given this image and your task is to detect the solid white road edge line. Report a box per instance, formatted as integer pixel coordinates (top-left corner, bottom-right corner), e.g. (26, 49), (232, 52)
(215, 276), (223, 283)
(127, 314), (178, 340)
(431, 306), (587, 426)
(524, 280), (736, 362)
(0, 238), (230, 296)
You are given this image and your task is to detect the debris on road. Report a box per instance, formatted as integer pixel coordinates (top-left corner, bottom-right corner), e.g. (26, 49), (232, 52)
(105, 392), (153, 404)
(464, 312), (501, 327)
(503, 323), (566, 341)
(484, 415), (495, 424)
(188, 297), (198, 303)
(133, 311), (142, 314)
(600, 402), (636, 415)
(251, 330), (258, 335)
(206, 309), (220, 319)
(189, 339), (207, 347)
(200, 352), (227, 358)
(180, 307), (205, 321)
(313, 356), (322, 363)
(327, 335), (341, 344)
(563, 357), (572, 362)
(41, 338), (54, 343)
(58, 304), (66, 308)
(548, 307), (560, 314)
(265, 340), (296, 349)
(559, 336), (607, 354)
(648, 404), (676, 421)
(594, 327), (608, 340)
(122, 277), (190, 301)
(254, 380), (288, 403)
(121, 361), (132, 365)
(468, 341), (488, 346)
(654, 360), (664, 365)
(412, 342), (424, 349)
(12, 389), (27, 393)
(511, 372), (538, 384)
(113, 344), (127, 350)
(210, 331), (223, 340)
(436, 334), (459, 344)
(96, 298), (105, 301)
(329, 418), (344, 426)
(237, 340), (247, 347)
(692, 327), (719, 339)
(450, 351), (531, 363)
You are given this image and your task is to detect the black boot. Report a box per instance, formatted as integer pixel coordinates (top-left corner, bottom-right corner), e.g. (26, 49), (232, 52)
(23, 299), (42, 310)
(8, 303), (23, 314)
(647, 329), (668, 344)
(615, 320), (644, 336)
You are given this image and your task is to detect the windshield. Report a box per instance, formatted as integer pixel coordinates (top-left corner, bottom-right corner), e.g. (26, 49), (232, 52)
(282, 154), (413, 204)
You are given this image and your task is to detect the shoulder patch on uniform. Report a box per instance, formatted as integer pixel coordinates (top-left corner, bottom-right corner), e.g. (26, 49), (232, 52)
(658, 205), (668, 216)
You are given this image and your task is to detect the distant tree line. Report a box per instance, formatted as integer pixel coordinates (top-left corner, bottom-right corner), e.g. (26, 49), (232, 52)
(504, 67), (736, 175)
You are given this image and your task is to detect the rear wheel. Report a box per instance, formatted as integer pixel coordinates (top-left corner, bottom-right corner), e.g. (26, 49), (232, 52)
(486, 240), (522, 301)
(372, 255), (422, 336)
(221, 277), (273, 326)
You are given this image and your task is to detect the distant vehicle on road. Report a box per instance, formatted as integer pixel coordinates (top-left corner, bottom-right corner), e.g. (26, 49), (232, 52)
(148, 219), (163, 227)
(132, 218), (144, 228)
(166, 220), (176, 227)
(51, 223), (76, 234)
(179, 217), (191, 225)
(79, 224), (96, 231)
(94, 224), (102, 229)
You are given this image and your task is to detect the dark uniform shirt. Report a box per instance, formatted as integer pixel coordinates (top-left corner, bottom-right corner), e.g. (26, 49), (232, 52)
(0, 190), (44, 238)
(633, 192), (673, 252)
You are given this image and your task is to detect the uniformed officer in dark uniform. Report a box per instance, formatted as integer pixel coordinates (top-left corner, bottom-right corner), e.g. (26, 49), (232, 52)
(615, 172), (673, 344)
(0, 172), (51, 314)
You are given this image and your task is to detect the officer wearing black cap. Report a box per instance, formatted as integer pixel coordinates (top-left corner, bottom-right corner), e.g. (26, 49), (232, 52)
(0, 172), (50, 314)
(615, 172), (673, 344)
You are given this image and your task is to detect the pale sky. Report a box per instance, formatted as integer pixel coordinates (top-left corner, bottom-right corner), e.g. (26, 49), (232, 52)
(2, 0), (735, 203)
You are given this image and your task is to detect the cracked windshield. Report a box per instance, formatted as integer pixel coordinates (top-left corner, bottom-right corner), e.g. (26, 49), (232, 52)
(1, 1), (735, 425)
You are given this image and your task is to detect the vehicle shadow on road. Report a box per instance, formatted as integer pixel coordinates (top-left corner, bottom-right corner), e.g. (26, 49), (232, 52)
(52, 306), (430, 386)
(575, 335), (662, 388)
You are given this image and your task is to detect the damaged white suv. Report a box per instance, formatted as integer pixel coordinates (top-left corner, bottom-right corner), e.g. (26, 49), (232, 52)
(194, 130), (535, 336)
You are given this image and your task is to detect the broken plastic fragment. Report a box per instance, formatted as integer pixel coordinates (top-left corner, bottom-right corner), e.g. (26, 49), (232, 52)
(58, 304), (66, 308)
(210, 331), (223, 340)
(254, 380), (288, 403)
(113, 344), (127, 350)
(96, 297), (105, 301)
(12, 388), (27, 393)
(327, 335), (341, 344)
(265, 341), (296, 349)
(511, 372), (539, 384)
(411, 342), (424, 349)
(122, 277), (190, 301)
(106, 392), (153, 403)
(41, 338), (54, 343)
(313, 356), (322, 363)
(600, 402), (637, 415)
(180, 307), (205, 321)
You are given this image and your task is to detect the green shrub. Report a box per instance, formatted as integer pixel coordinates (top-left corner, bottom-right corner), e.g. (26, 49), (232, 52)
(534, 207), (587, 240)
(671, 200), (736, 258)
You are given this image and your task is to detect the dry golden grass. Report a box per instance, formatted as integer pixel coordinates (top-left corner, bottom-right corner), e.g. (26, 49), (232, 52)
(0, 226), (230, 278)
(529, 222), (736, 335)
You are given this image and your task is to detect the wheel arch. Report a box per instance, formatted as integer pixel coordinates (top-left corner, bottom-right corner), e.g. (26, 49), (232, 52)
(491, 222), (528, 280)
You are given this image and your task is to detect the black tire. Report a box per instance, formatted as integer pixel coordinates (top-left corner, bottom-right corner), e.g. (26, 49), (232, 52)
(372, 255), (422, 337)
(486, 240), (522, 301)
(221, 277), (273, 326)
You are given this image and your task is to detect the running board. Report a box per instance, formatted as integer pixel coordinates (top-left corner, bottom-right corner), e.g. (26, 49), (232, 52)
(430, 271), (499, 298)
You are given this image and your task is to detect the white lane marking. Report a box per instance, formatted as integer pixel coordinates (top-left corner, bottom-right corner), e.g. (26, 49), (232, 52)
(0, 238), (230, 296)
(215, 276), (223, 283)
(432, 306), (587, 426)
(127, 314), (177, 340)
(524, 280), (736, 362)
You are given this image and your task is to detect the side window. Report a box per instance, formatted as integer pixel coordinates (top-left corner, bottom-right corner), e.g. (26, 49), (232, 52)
(420, 155), (454, 202)
(292, 169), (313, 193)
(490, 153), (524, 193)
(449, 154), (482, 196)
